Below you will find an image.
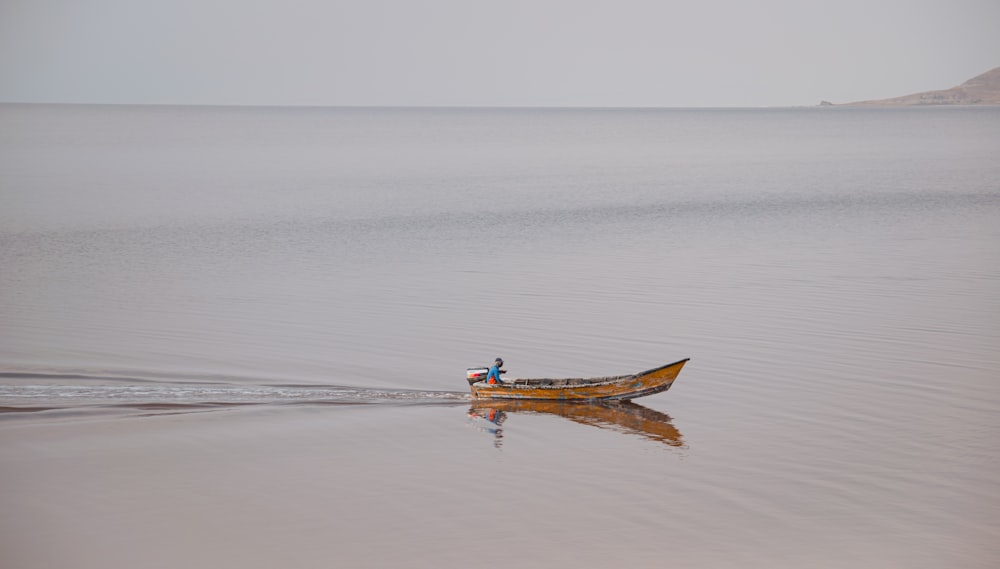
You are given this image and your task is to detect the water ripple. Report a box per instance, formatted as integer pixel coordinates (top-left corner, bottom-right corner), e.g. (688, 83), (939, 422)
(0, 378), (470, 418)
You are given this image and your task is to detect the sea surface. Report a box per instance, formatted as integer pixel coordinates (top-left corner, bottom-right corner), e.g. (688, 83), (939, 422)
(1, 104), (998, 568)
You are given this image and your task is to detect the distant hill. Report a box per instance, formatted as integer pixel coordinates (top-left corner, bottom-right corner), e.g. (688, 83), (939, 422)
(832, 67), (1000, 106)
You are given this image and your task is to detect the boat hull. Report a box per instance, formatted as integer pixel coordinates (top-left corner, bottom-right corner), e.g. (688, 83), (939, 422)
(469, 358), (689, 401)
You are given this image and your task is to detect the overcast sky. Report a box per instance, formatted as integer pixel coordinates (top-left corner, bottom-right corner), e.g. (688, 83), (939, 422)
(1, 0), (998, 107)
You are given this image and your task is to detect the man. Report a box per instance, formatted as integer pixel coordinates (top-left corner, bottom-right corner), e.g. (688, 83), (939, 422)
(486, 357), (505, 385)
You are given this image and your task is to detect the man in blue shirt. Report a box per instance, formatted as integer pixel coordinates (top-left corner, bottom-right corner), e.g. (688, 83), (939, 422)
(486, 357), (505, 384)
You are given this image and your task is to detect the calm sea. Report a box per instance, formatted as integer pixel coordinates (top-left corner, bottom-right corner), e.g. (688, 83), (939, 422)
(1, 104), (998, 568)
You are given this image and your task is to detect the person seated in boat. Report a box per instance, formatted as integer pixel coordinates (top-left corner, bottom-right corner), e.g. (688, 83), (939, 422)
(486, 358), (506, 385)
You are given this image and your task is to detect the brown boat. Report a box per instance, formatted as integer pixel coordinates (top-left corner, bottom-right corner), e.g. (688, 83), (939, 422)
(467, 358), (690, 401)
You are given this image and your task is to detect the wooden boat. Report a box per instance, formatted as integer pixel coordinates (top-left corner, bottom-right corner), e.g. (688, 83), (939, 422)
(468, 358), (689, 401)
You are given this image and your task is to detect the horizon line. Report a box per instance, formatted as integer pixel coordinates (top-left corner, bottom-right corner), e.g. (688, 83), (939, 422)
(0, 101), (884, 111)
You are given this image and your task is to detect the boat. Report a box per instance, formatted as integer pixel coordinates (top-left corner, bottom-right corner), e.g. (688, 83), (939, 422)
(466, 358), (690, 401)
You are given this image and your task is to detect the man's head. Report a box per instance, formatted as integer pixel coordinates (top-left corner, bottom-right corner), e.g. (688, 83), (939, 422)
(495, 357), (503, 367)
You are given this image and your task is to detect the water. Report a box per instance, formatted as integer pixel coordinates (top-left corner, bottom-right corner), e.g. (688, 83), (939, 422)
(1, 104), (999, 568)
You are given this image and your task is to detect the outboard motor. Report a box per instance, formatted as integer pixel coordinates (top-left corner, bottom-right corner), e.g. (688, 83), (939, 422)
(466, 367), (489, 385)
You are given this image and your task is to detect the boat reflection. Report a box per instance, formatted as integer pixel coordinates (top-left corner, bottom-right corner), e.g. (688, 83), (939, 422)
(468, 399), (685, 450)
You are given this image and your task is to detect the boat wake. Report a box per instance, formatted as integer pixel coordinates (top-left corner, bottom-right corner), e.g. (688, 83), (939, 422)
(0, 372), (470, 420)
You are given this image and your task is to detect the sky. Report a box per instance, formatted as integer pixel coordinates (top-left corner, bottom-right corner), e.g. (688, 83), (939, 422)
(1, 0), (998, 107)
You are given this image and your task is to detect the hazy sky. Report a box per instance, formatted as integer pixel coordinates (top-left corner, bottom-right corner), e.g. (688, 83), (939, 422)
(1, 0), (998, 107)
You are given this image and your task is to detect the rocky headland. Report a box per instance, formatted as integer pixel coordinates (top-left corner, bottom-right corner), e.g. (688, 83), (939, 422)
(826, 66), (1000, 106)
